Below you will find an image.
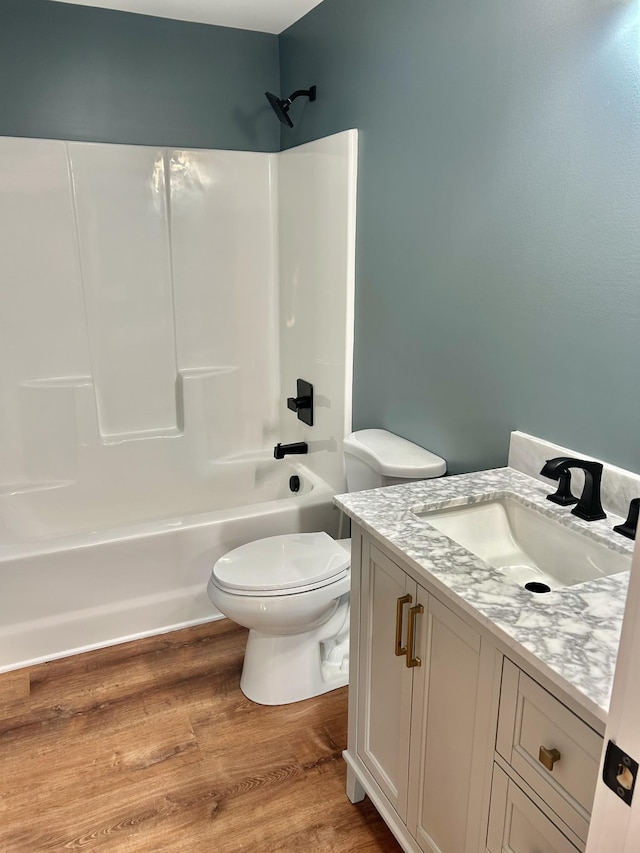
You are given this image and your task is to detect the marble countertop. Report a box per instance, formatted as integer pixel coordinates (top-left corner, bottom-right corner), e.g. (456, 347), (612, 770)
(335, 467), (635, 724)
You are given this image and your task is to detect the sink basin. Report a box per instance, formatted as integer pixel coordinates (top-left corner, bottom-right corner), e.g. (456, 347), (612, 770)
(415, 497), (631, 591)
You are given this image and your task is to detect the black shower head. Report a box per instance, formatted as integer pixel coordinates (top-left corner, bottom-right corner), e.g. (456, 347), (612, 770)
(265, 91), (294, 128)
(265, 86), (317, 128)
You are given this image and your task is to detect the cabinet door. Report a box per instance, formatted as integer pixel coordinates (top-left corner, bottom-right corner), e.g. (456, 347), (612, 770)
(408, 595), (484, 853)
(357, 541), (416, 819)
(487, 765), (581, 853)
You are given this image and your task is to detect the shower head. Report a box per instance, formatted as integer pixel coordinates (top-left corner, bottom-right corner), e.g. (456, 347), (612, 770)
(265, 91), (294, 128)
(265, 86), (317, 128)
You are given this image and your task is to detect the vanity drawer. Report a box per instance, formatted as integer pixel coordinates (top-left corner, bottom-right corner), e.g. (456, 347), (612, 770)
(496, 659), (602, 843)
(487, 765), (581, 853)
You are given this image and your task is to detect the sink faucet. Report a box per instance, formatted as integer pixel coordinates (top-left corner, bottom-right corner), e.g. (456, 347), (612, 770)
(274, 441), (308, 460)
(540, 457), (606, 521)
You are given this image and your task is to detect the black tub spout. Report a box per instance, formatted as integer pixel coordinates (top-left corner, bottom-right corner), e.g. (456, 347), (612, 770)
(274, 442), (308, 460)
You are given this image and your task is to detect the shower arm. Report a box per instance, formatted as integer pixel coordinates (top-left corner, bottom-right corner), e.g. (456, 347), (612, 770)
(284, 87), (317, 107)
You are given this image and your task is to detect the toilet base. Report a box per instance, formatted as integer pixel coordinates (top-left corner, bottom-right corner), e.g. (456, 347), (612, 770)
(240, 599), (350, 705)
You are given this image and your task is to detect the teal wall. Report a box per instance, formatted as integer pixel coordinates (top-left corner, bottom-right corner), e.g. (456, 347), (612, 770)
(2, 0), (638, 474)
(0, 0), (279, 151)
(280, 0), (640, 474)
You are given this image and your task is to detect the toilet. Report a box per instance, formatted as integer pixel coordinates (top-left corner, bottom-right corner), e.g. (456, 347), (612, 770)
(207, 429), (446, 705)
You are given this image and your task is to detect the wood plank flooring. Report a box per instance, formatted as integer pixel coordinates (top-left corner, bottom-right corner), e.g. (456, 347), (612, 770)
(0, 620), (401, 852)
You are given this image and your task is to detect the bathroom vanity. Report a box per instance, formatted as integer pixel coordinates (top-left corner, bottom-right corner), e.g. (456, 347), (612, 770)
(336, 437), (637, 853)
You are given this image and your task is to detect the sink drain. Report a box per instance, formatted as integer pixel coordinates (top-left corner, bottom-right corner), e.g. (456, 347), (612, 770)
(524, 581), (551, 594)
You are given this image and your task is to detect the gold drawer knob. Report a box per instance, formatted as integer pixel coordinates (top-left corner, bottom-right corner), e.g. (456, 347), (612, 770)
(539, 746), (562, 771)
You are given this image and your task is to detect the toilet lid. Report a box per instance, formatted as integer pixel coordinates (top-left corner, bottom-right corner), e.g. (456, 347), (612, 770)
(213, 532), (350, 594)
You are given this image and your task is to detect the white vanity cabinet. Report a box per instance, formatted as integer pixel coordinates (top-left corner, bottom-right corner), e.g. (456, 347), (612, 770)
(486, 766), (583, 853)
(345, 526), (604, 853)
(346, 529), (499, 853)
(489, 659), (603, 852)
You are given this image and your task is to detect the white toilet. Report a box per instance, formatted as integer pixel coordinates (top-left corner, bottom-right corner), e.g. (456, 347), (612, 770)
(207, 429), (446, 705)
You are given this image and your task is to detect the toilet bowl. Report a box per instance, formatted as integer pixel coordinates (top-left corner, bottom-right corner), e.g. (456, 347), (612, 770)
(207, 429), (446, 706)
(208, 532), (351, 705)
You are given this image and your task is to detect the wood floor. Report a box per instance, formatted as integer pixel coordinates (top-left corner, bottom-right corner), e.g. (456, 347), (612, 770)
(0, 619), (401, 852)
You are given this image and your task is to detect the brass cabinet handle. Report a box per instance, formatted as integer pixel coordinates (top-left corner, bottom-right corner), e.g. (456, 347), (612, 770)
(395, 594), (412, 656)
(539, 746), (562, 771)
(406, 604), (424, 668)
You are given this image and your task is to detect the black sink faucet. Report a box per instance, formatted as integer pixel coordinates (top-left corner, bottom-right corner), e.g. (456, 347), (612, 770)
(274, 442), (308, 460)
(540, 457), (606, 521)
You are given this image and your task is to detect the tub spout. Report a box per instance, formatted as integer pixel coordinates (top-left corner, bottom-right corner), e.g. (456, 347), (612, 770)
(274, 442), (308, 460)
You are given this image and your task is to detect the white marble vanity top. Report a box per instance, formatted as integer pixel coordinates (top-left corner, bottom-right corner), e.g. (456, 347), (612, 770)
(335, 466), (635, 723)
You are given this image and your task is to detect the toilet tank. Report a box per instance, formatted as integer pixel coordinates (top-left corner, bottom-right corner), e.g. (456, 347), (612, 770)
(343, 429), (446, 492)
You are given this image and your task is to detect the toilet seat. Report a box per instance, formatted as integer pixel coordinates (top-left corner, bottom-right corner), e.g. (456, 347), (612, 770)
(212, 532), (350, 597)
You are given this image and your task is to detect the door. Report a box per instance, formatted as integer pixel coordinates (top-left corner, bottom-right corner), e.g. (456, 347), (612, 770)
(357, 540), (416, 819)
(586, 535), (640, 851)
(408, 594), (485, 853)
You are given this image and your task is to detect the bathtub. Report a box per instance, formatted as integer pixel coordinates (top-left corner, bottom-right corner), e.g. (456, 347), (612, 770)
(0, 457), (339, 673)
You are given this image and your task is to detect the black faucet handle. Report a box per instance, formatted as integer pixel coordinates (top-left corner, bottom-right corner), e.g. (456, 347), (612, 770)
(286, 379), (314, 426)
(546, 470), (578, 507)
(613, 498), (640, 540)
(540, 456), (606, 521)
(287, 395), (312, 412)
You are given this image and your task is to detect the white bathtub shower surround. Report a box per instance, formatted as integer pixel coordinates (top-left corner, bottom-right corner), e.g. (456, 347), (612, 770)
(0, 132), (356, 512)
(277, 132), (358, 492)
(0, 460), (336, 674)
(0, 138), (279, 499)
(70, 143), (180, 437)
(0, 130), (357, 671)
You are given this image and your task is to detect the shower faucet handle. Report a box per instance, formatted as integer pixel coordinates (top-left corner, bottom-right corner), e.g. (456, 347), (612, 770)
(286, 379), (314, 427)
(287, 395), (311, 411)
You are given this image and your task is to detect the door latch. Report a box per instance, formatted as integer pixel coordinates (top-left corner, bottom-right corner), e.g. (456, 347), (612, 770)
(602, 740), (638, 806)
